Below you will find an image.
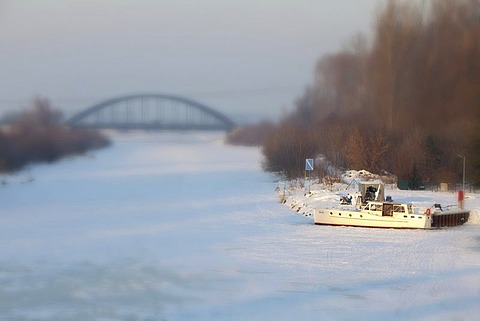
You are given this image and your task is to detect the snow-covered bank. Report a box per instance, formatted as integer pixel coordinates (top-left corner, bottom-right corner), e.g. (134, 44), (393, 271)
(1, 132), (479, 320)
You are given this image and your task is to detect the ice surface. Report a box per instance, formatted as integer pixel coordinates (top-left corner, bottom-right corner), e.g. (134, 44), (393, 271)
(1, 132), (479, 320)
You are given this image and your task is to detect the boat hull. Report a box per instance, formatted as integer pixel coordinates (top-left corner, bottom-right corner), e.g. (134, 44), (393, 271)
(314, 208), (432, 229)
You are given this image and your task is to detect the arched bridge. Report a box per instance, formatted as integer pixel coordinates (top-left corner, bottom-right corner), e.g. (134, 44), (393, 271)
(68, 94), (236, 131)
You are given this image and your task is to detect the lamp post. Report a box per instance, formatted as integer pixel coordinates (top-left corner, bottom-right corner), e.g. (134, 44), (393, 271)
(458, 155), (466, 209)
(459, 155), (466, 193)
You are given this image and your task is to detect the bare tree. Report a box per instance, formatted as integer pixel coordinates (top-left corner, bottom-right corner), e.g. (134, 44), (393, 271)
(259, 0), (480, 184)
(0, 98), (110, 172)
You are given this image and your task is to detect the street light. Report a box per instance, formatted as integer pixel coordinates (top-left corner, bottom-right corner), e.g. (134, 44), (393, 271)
(458, 155), (466, 209)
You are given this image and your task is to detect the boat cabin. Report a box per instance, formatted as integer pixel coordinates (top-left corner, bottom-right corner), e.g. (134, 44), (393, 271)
(363, 202), (413, 216)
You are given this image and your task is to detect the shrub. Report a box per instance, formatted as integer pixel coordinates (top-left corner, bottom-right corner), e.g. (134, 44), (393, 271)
(226, 121), (275, 146)
(0, 98), (110, 173)
(262, 125), (317, 179)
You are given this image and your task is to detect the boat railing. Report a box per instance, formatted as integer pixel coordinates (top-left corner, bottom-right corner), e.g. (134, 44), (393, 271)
(443, 204), (459, 211)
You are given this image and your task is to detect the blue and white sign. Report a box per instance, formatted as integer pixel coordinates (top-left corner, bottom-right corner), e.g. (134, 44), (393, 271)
(305, 158), (314, 171)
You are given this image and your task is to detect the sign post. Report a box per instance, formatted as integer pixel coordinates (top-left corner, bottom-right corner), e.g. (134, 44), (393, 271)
(305, 159), (314, 171)
(305, 159), (314, 193)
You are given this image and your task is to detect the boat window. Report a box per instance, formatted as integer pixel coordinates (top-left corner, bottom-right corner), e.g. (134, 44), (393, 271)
(371, 204), (382, 211)
(393, 205), (405, 213)
(408, 204), (414, 214)
(383, 203), (394, 216)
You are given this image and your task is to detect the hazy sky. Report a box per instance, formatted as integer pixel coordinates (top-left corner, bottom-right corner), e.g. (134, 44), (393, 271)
(0, 0), (380, 122)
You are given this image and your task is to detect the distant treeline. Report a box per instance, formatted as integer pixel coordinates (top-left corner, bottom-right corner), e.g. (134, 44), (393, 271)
(0, 98), (110, 173)
(228, 0), (480, 186)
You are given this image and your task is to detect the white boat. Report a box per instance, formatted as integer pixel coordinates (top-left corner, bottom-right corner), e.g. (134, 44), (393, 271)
(314, 201), (469, 229)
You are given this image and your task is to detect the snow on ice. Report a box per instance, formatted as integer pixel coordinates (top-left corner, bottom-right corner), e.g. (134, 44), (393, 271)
(0, 132), (479, 321)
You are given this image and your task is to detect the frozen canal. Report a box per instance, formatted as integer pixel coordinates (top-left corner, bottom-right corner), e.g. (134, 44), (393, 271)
(1, 132), (479, 320)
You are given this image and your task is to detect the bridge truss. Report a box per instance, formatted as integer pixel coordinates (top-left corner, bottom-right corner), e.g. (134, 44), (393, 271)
(68, 94), (236, 131)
